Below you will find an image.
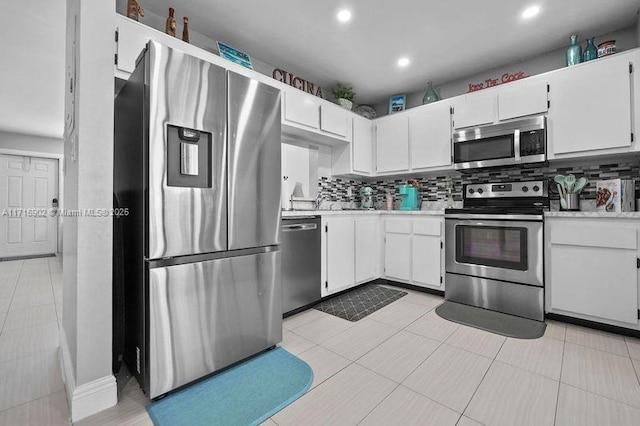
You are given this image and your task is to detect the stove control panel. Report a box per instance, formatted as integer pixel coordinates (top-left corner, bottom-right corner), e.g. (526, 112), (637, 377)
(465, 180), (547, 199)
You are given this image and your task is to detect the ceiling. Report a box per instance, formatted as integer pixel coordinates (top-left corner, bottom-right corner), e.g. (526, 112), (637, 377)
(0, 0), (66, 139)
(1, 1), (639, 139)
(143, 0), (640, 105)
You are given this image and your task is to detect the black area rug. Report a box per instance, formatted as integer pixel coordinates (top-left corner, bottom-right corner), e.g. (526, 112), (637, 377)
(314, 285), (407, 322)
(436, 301), (546, 339)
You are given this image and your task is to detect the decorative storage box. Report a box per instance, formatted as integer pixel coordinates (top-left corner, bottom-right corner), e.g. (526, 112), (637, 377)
(596, 179), (635, 212)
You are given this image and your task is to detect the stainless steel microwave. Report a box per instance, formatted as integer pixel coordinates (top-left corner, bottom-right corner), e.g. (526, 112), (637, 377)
(453, 116), (546, 170)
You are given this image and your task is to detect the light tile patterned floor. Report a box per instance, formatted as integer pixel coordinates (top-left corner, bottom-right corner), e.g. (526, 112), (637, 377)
(0, 257), (67, 424)
(3, 263), (640, 425)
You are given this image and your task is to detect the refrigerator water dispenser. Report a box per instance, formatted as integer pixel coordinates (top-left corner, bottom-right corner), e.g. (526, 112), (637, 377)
(167, 125), (212, 188)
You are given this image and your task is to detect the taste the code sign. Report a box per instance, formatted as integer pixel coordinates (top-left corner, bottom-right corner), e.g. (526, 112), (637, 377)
(468, 71), (528, 92)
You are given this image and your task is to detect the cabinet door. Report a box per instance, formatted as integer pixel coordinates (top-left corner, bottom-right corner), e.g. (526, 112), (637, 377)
(452, 92), (496, 129)
(355, 219), (379, 284)
(284, 89), (320, 129)
(326, 218), (355, 294)
(412, 235), (441, 287)
(116, 20), (151, 74)
(548, 54), (633, 156)
(353, 117), (373, 174)
(375, 115), (409, 173)
(411, 218), (442, 288)
(384, 233), (411, 282)
(320, 104), (350, 137)
(498, 78), (548, 121)
(410, 103), (452, 169)
(549, 224), (638, 324)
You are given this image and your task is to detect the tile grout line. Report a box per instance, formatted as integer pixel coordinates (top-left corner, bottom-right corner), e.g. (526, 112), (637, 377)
(46, 258), (62, 328)
(552, 335), (566, 426)
(0, 260), (25, 335)
(355, 381), (402, 425)
(457, 336), (508, 421)
(560, 381), (640, 412)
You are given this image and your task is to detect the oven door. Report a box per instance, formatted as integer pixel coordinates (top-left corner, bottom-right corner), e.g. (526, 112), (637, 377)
(445, 216), (543, 287)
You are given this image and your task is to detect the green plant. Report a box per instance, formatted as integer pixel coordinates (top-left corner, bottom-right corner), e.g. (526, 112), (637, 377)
(332, 84), (355, 101)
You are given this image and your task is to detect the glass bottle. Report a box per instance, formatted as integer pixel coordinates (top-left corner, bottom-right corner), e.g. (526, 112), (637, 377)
(422, 81), (439, 104)
(182, 17), (190, 43)
(127, 0), (144, 21)
(565, 34), (582, 66)
(165, 8), (177, 37)
(583, 38), (597, 62)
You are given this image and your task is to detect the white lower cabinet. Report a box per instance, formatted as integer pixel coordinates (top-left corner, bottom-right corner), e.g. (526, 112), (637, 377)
(324, 217), (355, 296)
(355, 218), (380, 284)
(383, 216), (444, 290)
(385, 233), (412, 282)
(323, 215), (380, 297)
(546, 218), (640, 328)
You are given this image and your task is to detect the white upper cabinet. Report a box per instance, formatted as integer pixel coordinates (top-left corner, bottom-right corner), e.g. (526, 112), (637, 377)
(452, 92), (496, 129)
(409, 102), (452, 170)
(375, 114), (409, 173)
(320, 103), (350, 137)
(547, 52), (635, 157)
(497, 78), (549, 121)
(283, 89), (320, 129)
(352, 116), (374, 174)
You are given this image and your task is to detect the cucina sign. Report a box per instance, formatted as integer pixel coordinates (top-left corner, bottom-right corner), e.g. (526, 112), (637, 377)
(273, 68), (324, 98)
(468, 71), (528, 92)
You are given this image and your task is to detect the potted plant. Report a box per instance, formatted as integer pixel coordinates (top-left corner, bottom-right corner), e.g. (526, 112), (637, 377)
(332, 84), (356, 111)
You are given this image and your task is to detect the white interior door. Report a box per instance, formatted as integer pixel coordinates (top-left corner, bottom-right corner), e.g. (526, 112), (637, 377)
(0, 154), (58, 257)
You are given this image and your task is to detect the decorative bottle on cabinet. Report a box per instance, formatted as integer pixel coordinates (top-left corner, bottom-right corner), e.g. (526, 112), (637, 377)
(126, 0), (144, 21)
(422, 81), (439, 105)
(565, 34), (582, 66)
(182, 17), (190, 43)
(583, 38), (597, 62)
(165, 8), (177, 37)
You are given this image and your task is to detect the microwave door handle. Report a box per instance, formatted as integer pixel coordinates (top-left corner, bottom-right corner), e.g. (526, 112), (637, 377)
(514, 129), (521, 163)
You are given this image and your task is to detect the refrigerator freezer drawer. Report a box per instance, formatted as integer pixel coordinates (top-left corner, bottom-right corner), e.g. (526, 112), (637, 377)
(148, 250), (282, 398)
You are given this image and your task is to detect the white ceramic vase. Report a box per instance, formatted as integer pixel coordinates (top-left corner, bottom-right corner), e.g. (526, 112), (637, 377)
(338, 98), (353, 111)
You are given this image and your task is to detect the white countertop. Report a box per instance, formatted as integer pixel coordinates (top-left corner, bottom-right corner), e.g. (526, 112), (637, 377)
(282, 209), (445, 218)
(545, 211), (640, 219)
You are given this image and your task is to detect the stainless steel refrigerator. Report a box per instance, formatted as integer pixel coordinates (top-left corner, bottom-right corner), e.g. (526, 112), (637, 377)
(114, 41), (282, 398)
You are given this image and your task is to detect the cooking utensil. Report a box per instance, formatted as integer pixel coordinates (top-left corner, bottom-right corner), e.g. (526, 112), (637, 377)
(573, 177), (587, 193)
(557, 183), (568, 210)
(554, 175), (566, 190)
(565, 174), (576, 192)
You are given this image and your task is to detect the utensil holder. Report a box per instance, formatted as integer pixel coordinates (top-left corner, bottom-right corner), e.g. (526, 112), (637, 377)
(561, 193), (581, 211)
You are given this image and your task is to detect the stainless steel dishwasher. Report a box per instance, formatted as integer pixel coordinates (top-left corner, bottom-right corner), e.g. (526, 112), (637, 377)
(282, 216), (321, 314)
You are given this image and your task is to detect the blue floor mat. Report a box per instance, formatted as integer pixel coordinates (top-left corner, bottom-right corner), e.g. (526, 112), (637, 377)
(147, 347), (313, 426)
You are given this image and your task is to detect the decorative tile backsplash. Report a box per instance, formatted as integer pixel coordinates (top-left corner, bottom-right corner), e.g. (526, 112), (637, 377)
(318, 160), (640, 203)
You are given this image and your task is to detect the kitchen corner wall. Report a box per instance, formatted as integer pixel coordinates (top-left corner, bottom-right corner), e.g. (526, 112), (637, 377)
(318, 158), (640, 204)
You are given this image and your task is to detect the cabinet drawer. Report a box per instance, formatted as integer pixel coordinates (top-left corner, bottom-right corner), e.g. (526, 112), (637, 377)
(550, 223), (638, 250)
(412, 218), (441, 236)
(385, 219), (411, 234)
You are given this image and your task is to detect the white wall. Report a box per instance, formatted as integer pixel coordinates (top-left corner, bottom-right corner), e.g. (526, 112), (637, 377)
(0, 131), (63, 155)
(0, 0), (65, 138)
(62, 0), (116, 421)
(375, 26), (639, 116)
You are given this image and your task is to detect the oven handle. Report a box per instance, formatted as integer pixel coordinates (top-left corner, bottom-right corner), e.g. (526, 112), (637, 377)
(514, 129), (521, 163)
(445, 213), (543, 221)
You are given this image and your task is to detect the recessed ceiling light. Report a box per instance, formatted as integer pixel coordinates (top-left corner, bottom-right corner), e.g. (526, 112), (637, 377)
(337, 10), (352, 22)
(397, 57), (410, 67)
(521, 5), (540, 19)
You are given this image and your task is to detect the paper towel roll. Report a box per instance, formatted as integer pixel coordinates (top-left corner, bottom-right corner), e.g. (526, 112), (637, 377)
(281, 177), (292, 210)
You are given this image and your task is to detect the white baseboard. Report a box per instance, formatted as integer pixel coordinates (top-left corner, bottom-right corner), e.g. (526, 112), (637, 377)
(60, 328), (118, 422)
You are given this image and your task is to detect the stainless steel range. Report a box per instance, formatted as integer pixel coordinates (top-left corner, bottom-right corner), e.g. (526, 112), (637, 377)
(444, 180), (549, 321)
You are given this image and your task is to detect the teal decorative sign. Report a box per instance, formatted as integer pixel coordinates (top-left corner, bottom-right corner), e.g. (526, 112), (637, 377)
(217, 42), (253, 70)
